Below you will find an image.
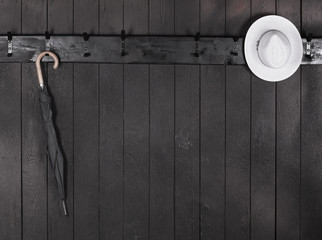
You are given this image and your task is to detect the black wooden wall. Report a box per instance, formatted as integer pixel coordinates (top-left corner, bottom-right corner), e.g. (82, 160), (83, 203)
(0, 0), (321, 240)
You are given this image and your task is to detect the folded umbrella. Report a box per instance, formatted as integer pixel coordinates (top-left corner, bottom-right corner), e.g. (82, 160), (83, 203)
(36, 51), (67, 216)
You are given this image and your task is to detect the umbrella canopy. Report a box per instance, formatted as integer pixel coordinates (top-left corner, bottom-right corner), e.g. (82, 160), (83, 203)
(36, 51), (67, 216)
(39, 86), (67, 215)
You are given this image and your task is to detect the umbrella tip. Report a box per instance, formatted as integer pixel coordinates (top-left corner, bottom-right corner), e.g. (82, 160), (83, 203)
(62, 200), (68, 216)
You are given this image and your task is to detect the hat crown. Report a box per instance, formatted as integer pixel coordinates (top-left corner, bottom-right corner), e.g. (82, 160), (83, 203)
(258, 30), (291, 69)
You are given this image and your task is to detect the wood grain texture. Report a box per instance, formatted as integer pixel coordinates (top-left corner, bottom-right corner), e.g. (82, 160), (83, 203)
(226, 0), (250, 36)
(200, 0), (225, 35)
(226, 66), (250, 240)
(123, 2), (149, 239)
(99, 0), (123, 34)
(99, 2), (124, 239)
(251, 0), (275, 22)
(48, 0), (73, 34)
(99, 64), (124, 240)
(175, 65), (200, 240)
(276, 2), (301, 240)
(226, 2), (251, 239)
(0, 63), (21, 240)
(21, 0), (47, 34)
(200, 65), (225, 240)
(74, 64), (99, 240)
(250, 2), (276, 239)
(124, 0), (149, 34)
(302, 0), (322, 36)
(277, 0), (301, 30)
(251, 76), (276, 240)
(22, 63), (47, 240)
(149, 2), (174, 239)
(301, 2), (322, 239)
(276, 71), (301, 240)
(124, 65), (149, 240)
(47, 63), (74, 240)
(0, 0), (21, 34)
(0, 2), (22, 240)
(74, 0), (99, 34)
(149, 0), (175, 35)
(150, 65), (175, 240)
(175, 0), (199, 35)
(301, 66), (322, 240)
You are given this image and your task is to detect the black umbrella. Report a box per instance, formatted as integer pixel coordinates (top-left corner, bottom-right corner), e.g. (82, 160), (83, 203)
(36, 51), (67, 216)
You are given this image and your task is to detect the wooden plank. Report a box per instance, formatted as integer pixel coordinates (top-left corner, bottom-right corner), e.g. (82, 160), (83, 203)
(226, 1), (250, 239)
(149, 2), (175, 240)
(302, 0), (322, 36)
(276, 1), (301, 240)
(22, 63), (47, 240)
(200, 65), (225, 240)
(74, 64), (99, 240)
(74, 0), (99, 34)
(150, 0), (175, 35)
(150, 65), (175, 240)
(0, 63), (21, 240)
(0, 2), (22, 240)
(226, 0), (250, 36)
(0, 0), (21, 34)
(250, 2), (276, 240)
(175, 65), (200, 240)
(301, 2), (322, 240)
(124, 0), (149, 35)
(21, 0), (47, 34)
(74, 1), (99, 239)
(99, 2), (124, 240)
(0, 36), (245, 65)
(47, 63), (74, 240)
(276, 71), (300, 240)
(175, 0), (199, 35)
(226, 66), (251, 240)
(123, 65), (149, 240)
(277, 0), (301, 31)
(200, 2), (225, 239)
(301, 65), (322, 239)
(99, 64), (124, 240)
(251, 0), (275, 22)
(251, 76), (276, 240)
(48, 0), (74, 34)
(123, 3), (149, 240)
(99, 0), (123, 34)
(200, 0), (225, 35)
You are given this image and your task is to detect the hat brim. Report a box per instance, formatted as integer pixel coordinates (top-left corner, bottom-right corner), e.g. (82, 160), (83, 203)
(244, 15), (303, 82)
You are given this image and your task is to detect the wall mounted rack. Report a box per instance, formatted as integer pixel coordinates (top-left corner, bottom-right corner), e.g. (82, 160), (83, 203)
(0, 33), (321, 65)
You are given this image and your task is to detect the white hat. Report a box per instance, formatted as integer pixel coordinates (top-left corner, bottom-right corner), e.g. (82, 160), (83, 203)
(244, 15), (303, 82)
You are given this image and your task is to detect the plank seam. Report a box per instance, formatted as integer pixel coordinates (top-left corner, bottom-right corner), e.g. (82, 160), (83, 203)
(275, 82), (277, 240)
(122, 64), (125, 240)
(198, 65), (201, 240)
(249, 73), (252, 240)
(299, 66), (302, 240)
(98, 64), (101, 240)
(173, 65), (176, 240)
(20, 62), (23, 240)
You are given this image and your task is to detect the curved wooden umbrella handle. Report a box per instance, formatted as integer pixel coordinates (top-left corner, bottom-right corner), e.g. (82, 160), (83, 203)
(35, 51), (59, 88)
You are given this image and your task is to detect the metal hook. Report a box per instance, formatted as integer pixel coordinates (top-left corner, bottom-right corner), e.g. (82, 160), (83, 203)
(35, 51), (59, 89)
(194, 32), (200, 57)
(121, 30), (126, 56)
(231, 37), (239, 56)
(7, 32), (13, 57)
(305, 33), (313, 59)
(83, 32), (90, 57)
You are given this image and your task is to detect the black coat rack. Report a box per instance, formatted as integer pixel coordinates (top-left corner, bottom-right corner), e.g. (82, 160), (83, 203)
(0, 31), (320, 65)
